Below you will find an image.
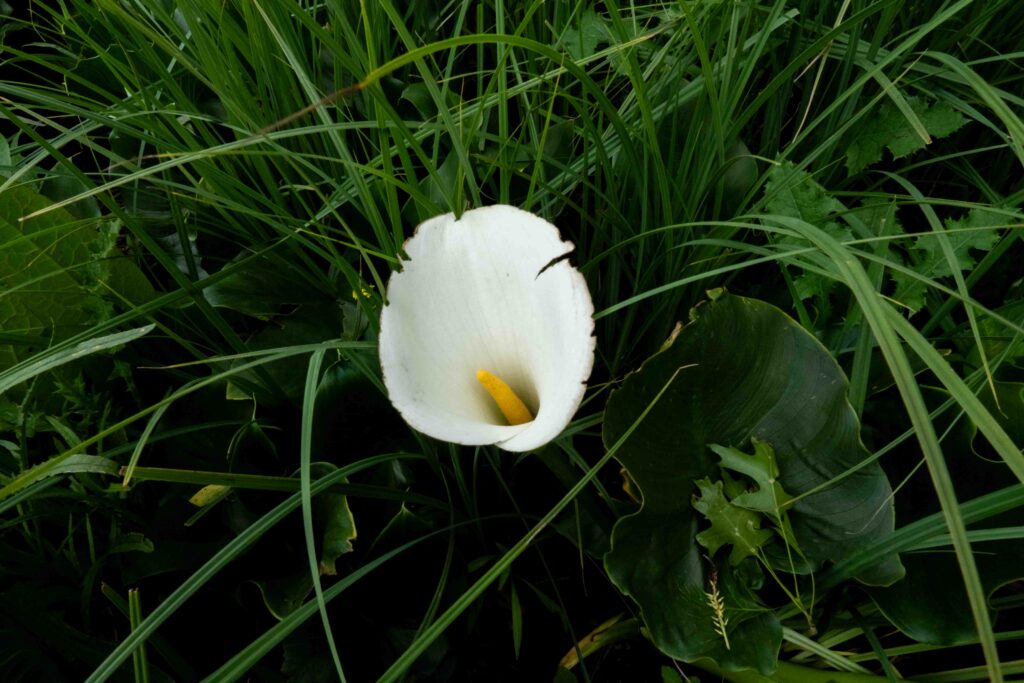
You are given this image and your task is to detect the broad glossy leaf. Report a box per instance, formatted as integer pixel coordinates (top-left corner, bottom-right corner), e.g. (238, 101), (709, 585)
(281, 627), (337, 683)
(868, 541), (1024, 644)
(415, 153), (460, 221)
(252, 574), (314, 621)
(603, 291), (902, 672)
(41, 166), (101, 219)
(204, 252), (327, 319)
(721, 139), (758, 214)
(312, 360), (410, 458)
(0, 186), (115, 373)
(978, 381), (1024, 447)
(224, 303), (343, 404)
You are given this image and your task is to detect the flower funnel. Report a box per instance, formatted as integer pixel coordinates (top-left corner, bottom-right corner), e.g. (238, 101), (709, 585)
(379, 205), (595, 452)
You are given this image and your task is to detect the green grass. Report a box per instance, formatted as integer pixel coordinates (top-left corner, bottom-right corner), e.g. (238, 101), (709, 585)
(1, 0), (1023, 681)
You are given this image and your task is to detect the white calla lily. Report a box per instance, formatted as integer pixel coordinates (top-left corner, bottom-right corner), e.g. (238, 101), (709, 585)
(379, 205), (595, 452)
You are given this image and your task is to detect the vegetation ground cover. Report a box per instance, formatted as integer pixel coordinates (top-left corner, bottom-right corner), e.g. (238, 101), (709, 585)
(1, 1), (1023, 681)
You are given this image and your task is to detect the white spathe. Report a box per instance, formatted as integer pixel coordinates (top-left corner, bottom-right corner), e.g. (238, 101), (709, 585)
(379, 205), (595, 452)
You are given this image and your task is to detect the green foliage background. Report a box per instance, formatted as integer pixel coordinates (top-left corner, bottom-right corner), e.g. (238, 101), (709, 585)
(1, 1), (1023, 681)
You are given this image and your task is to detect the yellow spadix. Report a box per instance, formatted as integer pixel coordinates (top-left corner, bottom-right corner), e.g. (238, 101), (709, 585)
(476, 369), (534, 425)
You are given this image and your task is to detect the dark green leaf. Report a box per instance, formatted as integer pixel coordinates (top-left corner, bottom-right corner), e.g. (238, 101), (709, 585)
(721, 139), (758, 212)
(308, 463), (357, 576)
(252, 574), (314, 621)
(225, 303), (344, 404)
(312, 360), (408, 457)
(603, 292), (902, 671)
(281, 627), (337, 683)
(661, 666), (685, 683)
(0, 134), (11, 175)
(205, 253), (328, 320)
(41, 165), (101, 220)
(976, 381), (1024, 450)
(0, 186), (116, 373)
(109, 532), (155, 554)
(317, 491), (356, 575)
(868, 541), (1024, 644)
(103, 255), (158, 306)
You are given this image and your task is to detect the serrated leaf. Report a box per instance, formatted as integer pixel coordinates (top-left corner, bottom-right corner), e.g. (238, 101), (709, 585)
(712, 442), (806, 569)
(889, 270), (928, 314)
(0, 453), (119, 501)
(560, 8), (608, 61)
(693, 478), (774, 566)
(765, 163), (851, 310)
(0, 396), (21, 431)
(711, 441), (792, 515)
(917, 208), (1002, 274)
(54, 454), (120, 476)
(846, 97), (967, 174)
(0, 324), (155, 397)
(765, 162), (846, 230)
(891, 207), (1005, 313)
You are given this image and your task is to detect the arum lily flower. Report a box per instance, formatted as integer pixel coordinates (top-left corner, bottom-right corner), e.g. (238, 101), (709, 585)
(379, 205), (595, 452)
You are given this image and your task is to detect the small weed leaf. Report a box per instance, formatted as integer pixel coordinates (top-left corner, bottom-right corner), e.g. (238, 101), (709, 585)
(711, 440), (793, 516)
(693, 477), (774, 566)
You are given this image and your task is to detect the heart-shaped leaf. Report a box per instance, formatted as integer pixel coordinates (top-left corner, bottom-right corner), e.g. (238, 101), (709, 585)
(602, 291), (902, 673)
